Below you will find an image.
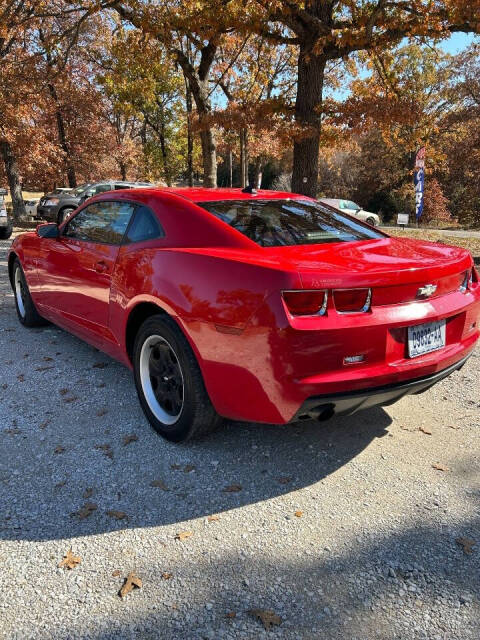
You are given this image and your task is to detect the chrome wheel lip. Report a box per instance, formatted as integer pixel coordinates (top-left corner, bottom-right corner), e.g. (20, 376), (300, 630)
(14, 267), (26, 318)
(139, 334), (184, 426)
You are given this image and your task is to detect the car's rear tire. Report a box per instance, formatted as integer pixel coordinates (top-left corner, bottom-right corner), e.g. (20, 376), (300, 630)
(12, 258), (45, 327)
(0, 225), (13, 239)
(366, 216), (377, 226)
(58, 207), (74, 224)
(133, 314), (222, 442)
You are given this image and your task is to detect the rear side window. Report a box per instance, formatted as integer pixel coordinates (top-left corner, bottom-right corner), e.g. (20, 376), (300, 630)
(125, 205), (164, 243)
(200, 199), (383, 247)
(64, 201), (135, 244)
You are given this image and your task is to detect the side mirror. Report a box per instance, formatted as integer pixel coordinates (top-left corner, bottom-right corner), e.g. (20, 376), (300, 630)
(36, 223), (59, 238)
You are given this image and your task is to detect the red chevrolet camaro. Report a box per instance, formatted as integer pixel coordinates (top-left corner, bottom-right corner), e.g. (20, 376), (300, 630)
(8, 187), (480, 441)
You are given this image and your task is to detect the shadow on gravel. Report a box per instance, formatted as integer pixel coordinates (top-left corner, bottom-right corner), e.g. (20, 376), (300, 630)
(0, 321), (392, 542)
(39, 514), (480, 639)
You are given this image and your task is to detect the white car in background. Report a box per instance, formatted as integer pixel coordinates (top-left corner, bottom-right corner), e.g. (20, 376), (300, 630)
(319, 198), (381, 226)
(24, 198), (40, 217)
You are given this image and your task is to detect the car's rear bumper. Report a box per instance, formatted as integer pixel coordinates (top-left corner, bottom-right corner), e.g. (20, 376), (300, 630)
(292, 352), (471, 421)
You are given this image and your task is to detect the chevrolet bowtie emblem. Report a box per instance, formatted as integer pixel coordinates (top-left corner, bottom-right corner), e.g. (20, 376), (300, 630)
(417, 284), (437, 298)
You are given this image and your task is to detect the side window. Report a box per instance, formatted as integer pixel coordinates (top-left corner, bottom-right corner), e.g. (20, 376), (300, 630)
(114, 183), (128, 190)
(338, 200), (346, 209)
(64, 201), (135, 244)
(125, 205), (164, 243)
(346, 201), (359, 210)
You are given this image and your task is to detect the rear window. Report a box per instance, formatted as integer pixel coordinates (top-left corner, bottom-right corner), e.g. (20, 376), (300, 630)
(200, 199), (383, 247)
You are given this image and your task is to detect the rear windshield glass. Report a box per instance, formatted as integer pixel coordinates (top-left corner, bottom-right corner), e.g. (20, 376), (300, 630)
(199, 199), (383, 246)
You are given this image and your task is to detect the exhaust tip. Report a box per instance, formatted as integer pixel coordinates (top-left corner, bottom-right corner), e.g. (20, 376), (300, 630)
(316, 404), (335, 422)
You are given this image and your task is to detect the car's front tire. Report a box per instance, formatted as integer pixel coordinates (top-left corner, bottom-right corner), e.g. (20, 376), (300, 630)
(12, 258), (45, 326)
(58, 207), (74, 224)
(365, 216), (377, 226)
(133, 314), (222, 442)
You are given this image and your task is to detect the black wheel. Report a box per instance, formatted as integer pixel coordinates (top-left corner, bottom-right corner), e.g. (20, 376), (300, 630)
(366, 216), (377, 226)
(0, 225), (12, 239)
(133, 314), (222, 442)
(12, 258), (45, 327)
(58, 207), (74, 224)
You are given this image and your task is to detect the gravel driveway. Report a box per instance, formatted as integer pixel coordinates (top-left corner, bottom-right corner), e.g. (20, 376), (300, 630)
(0, 232), (479, 640)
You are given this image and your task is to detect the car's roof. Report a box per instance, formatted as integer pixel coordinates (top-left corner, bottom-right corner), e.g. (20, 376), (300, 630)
(130, 187), (312, 203)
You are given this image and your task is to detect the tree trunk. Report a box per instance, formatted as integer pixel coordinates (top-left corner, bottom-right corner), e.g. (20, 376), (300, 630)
(48, 83), (77, 188)
(228, 148), (233, 187)
(198, 125), (217, 188)
(185, 78), (194, 187)
(0, 140), (26, 219)
(240, 128), (249, 188)
(119, 160), (127, 181)
(291, 48), (327, 197)
(254, 156), (262, 189)
(159, 121), (172, 187)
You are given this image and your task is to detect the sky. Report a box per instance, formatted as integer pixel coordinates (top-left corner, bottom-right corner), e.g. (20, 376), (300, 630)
(440, 32), (476, 54)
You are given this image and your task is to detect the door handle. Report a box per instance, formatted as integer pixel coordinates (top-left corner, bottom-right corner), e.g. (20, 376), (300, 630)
(95, 260), (108, 273)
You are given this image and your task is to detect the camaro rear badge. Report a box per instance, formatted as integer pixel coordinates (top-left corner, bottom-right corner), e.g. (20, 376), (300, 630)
(416, 284), (437, 298)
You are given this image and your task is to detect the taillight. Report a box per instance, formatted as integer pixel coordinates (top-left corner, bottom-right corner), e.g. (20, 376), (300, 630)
(282, 290), (328, 316)
(333, 288), (371, 313)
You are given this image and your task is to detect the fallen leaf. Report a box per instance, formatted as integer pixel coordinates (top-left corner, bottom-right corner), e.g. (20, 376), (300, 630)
(59, 388), (69, 395)
(223, 484), (242, 493)
(249, 609), (282, 631)
(170, 464), (182, 470)
(54, 445), (65, 454)
(226, 611), (236, 619)
(1, 383), (7, 389)
(183, 464), (195, 472)
(4, 428), (21, 435)
(107, 510), (128, 520)
(112, 569), (121, 577)
(83, 488), (94, 499)
(447, 425), (460, 430)
(456, 537), (476, 554)
(93, 362), (108, 369)
(295, 510), (303, 518)
(63, 395), (78, 404)
(39, 420), (50, 429)
(419, 426), (432, 435)
(35, 365), (54, 372)
(432, 463), (450, 472)
(43, 356), (53, 362)
(95, 444), (113, 459)
(55, 480), (66, 488)
(161, 572), (173, 580)
(72, 502), (98, 519)
(123, 434), (138, 446)
(208, 514), (220, 522)
(175, 531), (193, 541)
(150, 479), (169, 490)
(96, 408), (108, 417)
(119, 572), (142, 598)
(58, 549), (81, 570)
(278, 476), (292, 485)
(17, 374), (24, 382)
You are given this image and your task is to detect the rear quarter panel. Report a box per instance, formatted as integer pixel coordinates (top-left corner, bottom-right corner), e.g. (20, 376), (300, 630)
(109, 245), (302, 421)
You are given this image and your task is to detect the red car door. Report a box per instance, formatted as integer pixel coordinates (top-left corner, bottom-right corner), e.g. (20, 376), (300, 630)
(35, 200), (136, 343)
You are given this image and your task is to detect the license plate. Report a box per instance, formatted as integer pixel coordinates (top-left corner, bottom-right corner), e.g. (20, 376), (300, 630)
(408, 320), (446, 358)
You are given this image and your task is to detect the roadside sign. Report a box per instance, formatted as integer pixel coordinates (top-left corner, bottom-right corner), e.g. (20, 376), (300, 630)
(397, 212), (409, 226)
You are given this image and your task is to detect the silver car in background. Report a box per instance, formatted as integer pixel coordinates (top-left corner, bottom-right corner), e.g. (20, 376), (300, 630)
(319, 198), (381, 226)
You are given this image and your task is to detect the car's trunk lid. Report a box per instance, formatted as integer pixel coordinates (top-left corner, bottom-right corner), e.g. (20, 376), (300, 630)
(264, 237), (471, 301)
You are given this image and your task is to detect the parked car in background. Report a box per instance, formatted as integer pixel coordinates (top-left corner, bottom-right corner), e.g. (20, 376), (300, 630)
(8, 188), (480, 442)
(36, 181), (154, 224)
(0, 188), (13, 239)
(319, 198), (381, 226)
(24, 198), (40, 218)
